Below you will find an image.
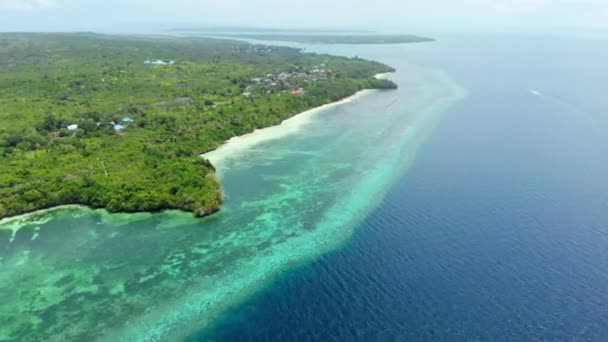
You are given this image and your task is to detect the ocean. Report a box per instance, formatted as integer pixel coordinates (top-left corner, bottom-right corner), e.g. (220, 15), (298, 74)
(2, 34), (608, 341)
(195, 35), (608, 341)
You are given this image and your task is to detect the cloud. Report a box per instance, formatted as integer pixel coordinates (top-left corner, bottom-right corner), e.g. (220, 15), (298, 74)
(0, 0), (57, 10)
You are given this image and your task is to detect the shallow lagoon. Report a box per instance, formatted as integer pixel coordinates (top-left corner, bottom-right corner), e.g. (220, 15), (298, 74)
(0, 51), (464, 340)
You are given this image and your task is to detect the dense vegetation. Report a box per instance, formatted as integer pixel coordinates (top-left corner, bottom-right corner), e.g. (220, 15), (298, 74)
(210, 34), (435, 45)
(0, 33), (397, 219)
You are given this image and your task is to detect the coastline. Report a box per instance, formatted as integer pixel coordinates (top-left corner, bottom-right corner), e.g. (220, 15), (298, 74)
(104, 68), (465, 341)
(205, 72), (393, 166)
(0, 205), (82, 228)
(0, 62), (468, 341)
(205, 90), (371, 166)
(0, 73), (394, 228)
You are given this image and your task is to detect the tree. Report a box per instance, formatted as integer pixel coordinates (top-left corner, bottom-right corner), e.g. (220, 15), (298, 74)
(58, 128), (70, 137)
(75, 128), (86, 139)
(79, 118), (97, 133)
(38, 113), (58, 132)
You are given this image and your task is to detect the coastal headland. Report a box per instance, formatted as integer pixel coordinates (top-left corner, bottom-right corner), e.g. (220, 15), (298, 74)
(0, 33), (400, 220)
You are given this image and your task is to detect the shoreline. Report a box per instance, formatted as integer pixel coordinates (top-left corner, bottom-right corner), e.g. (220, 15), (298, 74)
(0, 62), (468, 341)
(204, 91), (370, 165)
(0, 73), (394, 228)
(0, 205), (83, 227)
(204, 72), (393, 166)
(105, 68), (464, 341)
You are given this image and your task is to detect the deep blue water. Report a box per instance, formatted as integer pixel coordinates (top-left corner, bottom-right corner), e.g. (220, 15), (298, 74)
(194, 35), (608, 341)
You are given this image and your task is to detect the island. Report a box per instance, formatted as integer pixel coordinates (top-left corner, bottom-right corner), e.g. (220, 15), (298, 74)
(0, 33), (399, 219)
(206, 34), (435, 45)
(167, 26), (375, 34)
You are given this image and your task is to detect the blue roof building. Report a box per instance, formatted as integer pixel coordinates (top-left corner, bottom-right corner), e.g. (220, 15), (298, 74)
(121, 117), (134, 123)
(114, 124), (126, 131)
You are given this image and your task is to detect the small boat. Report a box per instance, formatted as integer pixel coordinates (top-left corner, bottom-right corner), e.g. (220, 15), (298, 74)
(386, 98), (399, 109)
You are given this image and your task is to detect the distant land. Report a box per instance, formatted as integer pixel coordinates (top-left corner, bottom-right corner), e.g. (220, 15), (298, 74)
(167, 26), (374, 34)
(206, 34), (435, 45)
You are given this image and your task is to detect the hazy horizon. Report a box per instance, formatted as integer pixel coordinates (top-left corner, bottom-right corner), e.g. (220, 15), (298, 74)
(0, 0), (607, 35)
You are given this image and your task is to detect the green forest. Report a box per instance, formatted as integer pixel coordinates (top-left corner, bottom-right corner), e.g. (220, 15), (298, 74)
(0, 33), (397, 219)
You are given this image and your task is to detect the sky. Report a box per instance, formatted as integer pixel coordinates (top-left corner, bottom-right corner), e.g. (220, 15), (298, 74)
(0, 0), (607, 33)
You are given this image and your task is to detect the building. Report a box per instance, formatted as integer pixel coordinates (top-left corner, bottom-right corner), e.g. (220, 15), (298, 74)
(144, 60), (175, 66)
(67, 124), (78, 131)
(289, 87), (305, 96)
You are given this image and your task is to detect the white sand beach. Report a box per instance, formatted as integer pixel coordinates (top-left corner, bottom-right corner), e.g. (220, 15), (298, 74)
(204, 73), (393, 166)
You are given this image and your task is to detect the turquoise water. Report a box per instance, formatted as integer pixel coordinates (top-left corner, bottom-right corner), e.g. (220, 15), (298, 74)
(0, 49), (464, 340)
